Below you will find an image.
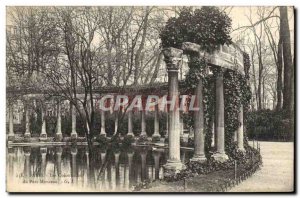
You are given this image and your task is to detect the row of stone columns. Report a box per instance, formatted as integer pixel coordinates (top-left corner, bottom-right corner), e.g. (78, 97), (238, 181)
(8, 99), (175, 140)
(162, 44), (245, 172)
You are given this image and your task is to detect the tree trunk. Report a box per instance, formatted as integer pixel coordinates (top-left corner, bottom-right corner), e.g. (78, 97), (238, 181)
(276, 38), (283, 110)
(280, 7), (294, 116)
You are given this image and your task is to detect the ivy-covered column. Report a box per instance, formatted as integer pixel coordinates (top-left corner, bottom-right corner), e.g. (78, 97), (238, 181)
(70, 104), (77, 139)
(192, 75), (206, 162)
(163, 47), (185, 173)
(237, 105), (245, 151)
(212, 69), (228, 162)
(55, 99), (63, 141)
(182, 42), (206, 162)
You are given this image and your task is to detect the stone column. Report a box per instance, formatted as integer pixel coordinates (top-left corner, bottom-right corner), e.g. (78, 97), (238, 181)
(40, 106), (47, 141)
(191, 78), (206, 162)
(24, 106), (31, 139)
(100, 107), (106, 136)
(55, 100), (63, 141)
(237, 105), (245, 151)
(163, 47), (185, 172)
(8, 103), (15, 141)
(212, 70), (228, 162)
(140, 110), (147, 136)
(152, 105), (161, 140)
(70, 104), (77, 139)
(127, 111), (134, 137)
(165, 112), (169, 138)
(114, 114), (118, 136)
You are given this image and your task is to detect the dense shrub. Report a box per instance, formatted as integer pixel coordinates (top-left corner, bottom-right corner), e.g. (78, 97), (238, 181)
(246, 109), (294, 141)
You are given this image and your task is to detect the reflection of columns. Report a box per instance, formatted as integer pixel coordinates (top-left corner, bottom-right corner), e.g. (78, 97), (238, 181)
(127, 111), (134, 136)
(212, 70), (228, 162)
(24, 107), (31, 139)
(127, 152), (134, 187)
(115, 152), (120, 188)
(163, 47), (185, 172)
(153, 151), (161, 180)
(191, 78), (206, 162)
(56, 147), (62, 179)
(8, 148), (15, 180)
(140, 151), (147, 181)
(40, 107), (47, 141)
(152, 106), (161, 139)
(140, 110), (147, 136)
(71, 147), (78, 184)
(24, 147), (31, 178)
(56, 100), (63, 141)
(101, 152), (106, 165)
(8, 104), (15, 141)
(100, 107), (106, 136)
(85, 149), (90, 186)
(237, 105), (245, 151)
(40, 147), (47, 177)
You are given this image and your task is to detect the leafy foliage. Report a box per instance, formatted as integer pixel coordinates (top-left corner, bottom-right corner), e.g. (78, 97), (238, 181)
(160, 6), (232, 52)
(246, 109), (294, 141)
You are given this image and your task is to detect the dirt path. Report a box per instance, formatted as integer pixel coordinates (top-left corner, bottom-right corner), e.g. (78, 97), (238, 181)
(229, 141), (294, 192)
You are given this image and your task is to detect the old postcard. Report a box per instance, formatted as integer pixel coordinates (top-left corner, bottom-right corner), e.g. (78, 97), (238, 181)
(6, 6), (294, 193)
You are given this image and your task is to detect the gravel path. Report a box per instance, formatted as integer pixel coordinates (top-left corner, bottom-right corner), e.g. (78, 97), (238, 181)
(229, 141), (294, 192)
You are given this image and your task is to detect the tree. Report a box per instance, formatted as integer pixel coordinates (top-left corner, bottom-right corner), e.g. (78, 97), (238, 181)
(280, 7), (294, 116)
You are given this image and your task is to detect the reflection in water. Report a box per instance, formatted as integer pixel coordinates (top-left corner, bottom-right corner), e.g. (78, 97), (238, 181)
(7, 146), (192, 192)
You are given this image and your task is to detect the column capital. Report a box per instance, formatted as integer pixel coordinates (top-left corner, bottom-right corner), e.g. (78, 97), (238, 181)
(163, 47), (183, 72)
(181, 42), (201, 53)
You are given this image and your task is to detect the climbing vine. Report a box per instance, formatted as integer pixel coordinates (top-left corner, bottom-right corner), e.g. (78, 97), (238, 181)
(160, 7), (252, 158)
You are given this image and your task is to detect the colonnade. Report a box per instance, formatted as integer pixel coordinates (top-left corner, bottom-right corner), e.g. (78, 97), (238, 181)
(162, 43), (245, 172)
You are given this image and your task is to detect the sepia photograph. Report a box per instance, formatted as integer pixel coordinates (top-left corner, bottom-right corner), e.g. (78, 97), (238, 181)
(5, 5), (295, 193)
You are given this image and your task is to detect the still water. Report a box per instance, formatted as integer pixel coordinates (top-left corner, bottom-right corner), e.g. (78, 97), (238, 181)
(7, 145), (192, 192)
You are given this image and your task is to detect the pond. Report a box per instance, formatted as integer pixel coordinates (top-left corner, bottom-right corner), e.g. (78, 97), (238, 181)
(6, 145), (193, 192)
